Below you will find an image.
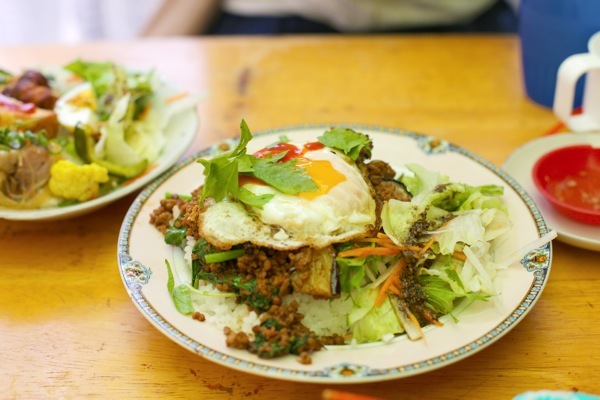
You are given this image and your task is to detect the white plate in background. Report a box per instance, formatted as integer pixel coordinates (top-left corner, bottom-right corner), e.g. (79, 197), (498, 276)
(503, 132), (600, 252)
(0, 94), (198, 221)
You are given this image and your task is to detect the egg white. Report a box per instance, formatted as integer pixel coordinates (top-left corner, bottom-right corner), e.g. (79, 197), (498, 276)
(54, 82), (99, 131)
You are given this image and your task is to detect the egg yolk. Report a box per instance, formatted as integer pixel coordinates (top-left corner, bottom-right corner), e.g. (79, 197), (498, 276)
(67, 88), (97, 111)
(247, 142), (347, 199)
(295, 158), (346, 200)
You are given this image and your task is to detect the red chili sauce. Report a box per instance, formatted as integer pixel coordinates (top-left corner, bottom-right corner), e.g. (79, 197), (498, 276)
(549, 170), (600, 211)
(252, 141), (324, 162)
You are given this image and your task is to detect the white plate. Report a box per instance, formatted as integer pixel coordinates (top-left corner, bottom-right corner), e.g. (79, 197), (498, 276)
(118, 125), (553, 383)
(0, 103), (198, 221)
(503, 132), (600, 252)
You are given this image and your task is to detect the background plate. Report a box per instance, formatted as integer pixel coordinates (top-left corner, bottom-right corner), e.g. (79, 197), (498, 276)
(503, 132), (600, 251)
(118, 125), (553, 383)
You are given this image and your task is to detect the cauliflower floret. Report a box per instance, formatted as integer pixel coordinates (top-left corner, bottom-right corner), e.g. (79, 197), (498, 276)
(49, 160), (109, 202)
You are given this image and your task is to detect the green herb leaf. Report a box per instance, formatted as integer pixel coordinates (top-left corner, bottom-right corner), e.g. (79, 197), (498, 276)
(236, 186), (274, 209)
(249, 156), (317, 195)
(318, 127), (372, 161)
(197, 119), (253, 202)
(164, 227), (187, 247)
(197, 119), (317, 203)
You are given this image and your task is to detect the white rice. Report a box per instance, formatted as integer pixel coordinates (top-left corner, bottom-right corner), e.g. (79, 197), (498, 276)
(181, 237), (352, 337)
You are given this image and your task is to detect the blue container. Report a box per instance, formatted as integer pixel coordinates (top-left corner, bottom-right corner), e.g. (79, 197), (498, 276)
(519, 0), (600, 108)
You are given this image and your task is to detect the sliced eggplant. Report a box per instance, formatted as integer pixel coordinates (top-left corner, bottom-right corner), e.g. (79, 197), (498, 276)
(291, 246), (340, 299)
(379, 178), (412, 202)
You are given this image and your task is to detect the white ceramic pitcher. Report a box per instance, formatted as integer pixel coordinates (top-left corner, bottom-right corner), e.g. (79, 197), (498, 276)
(554, 31), (600, 132)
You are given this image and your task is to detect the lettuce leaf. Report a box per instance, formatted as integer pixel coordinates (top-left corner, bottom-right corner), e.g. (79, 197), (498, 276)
(400, 164), (505, 213)
(337, 256), (368, 293)
(65, 59), (154, 121)
(349, 288), (404, 343)
(381, 199), (450, 245)
(401, 163), (449, 196)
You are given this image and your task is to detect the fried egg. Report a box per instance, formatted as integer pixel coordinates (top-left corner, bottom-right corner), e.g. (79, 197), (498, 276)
(54, 82), (98, 131)
(198, 142), (377, 250)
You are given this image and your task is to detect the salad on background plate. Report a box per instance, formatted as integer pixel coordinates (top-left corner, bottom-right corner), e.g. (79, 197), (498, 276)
(0, 59), (201, 220)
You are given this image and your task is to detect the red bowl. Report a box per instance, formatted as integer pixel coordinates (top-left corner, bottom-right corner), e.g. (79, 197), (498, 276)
(532, 144), (600, 225)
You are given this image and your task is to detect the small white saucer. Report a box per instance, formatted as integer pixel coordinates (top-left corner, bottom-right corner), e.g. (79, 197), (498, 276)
(503, 132), (600, 251)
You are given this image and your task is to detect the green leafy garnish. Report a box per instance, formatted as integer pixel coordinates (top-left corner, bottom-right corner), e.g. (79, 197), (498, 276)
(193, 269), (274, 312)
(251, 330), (311, 358)
(197, 120), (317, 205)
(197, 120), (252, 202)
(236, 187), (274, 209)
(0, 128), (55, 150)
(249, 154), (317, 195)
(164, 227), (187, 247)
(318, 127), (372, 161)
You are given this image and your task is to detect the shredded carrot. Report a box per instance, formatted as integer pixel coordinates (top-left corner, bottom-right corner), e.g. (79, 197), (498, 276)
(431, 319), (444, 327)
(374, 260), (406, 307)
(355, 236), (422, 252)
(417, 235), (436, 257)
(355, 237), (394, 244)
(388, 285), (401, 296)
(378, 240), (405, 250)
(452, 251), (467, 262)
(137, 103), (152, 121)
(164, 92), (189, 104)
(337, 246), (401, 258)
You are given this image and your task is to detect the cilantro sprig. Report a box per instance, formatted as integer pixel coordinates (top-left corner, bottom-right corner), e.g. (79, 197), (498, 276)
(197, 120), (317, 206)
(318, 127), (372, 161)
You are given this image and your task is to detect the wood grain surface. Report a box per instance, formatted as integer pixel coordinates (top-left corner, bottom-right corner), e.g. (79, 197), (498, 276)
(1, 35), (598, 400)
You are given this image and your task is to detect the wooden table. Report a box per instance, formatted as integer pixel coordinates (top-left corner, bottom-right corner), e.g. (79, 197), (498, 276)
(1, 35), (598, 399)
